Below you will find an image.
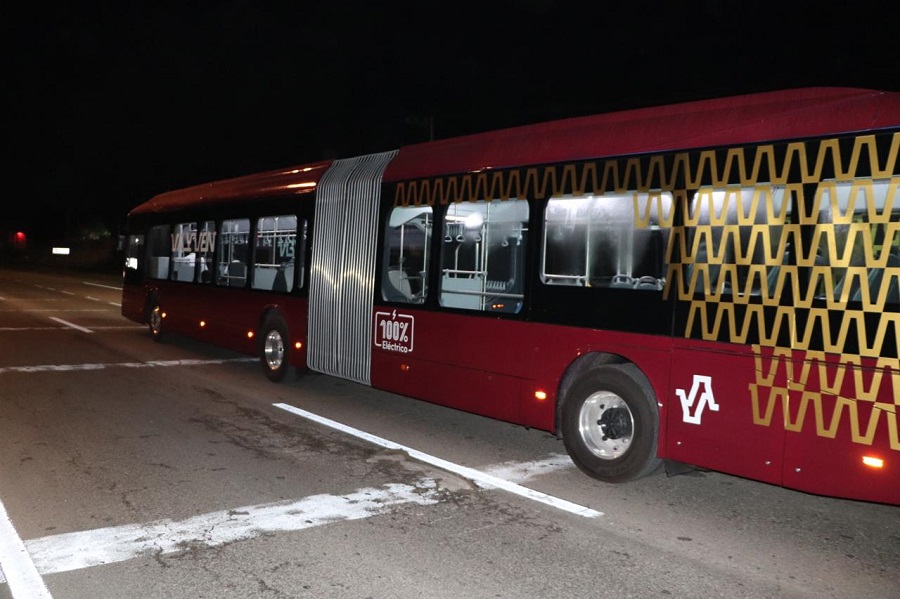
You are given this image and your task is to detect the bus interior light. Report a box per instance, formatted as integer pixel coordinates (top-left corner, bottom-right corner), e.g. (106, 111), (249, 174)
(862, 456), (884, 469)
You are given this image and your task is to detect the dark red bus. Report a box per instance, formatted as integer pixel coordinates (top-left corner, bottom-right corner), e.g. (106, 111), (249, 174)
(122, 87), (900, 505)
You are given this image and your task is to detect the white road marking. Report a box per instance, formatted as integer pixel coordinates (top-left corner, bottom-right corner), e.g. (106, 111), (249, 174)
(274, 402), (601, 518)
(483, 454), (575, 480)
(0, 309), (108, 313)
(0, 326), (143, 332)
(0, 480), (441, 581)
(85, 296), (102, 302)
(0, 495), (54, 598)
(48, 317), (93, 334)
(0, 451), (576, 583)
(82, 282), (121, 291)
(0, 357), (255, 375)
(107, 302), (121, 307)
(61, 291), (74, 296)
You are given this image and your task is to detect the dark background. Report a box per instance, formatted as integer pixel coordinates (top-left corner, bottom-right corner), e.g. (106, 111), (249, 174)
(4, 1), (899, 243)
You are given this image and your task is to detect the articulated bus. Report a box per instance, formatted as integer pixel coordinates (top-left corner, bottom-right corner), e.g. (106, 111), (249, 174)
(121, 88), (900, 505)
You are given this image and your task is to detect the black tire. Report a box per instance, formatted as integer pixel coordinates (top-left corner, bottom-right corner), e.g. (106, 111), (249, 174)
(148, 302), (163, 342)
(259, 313), (290, 382)
(560, 363), (660, 483)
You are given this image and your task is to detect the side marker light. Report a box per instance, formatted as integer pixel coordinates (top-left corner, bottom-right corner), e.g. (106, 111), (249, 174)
(247, 331), (254, 339)
(862, 456), (884, 469)
(534, 390), (547, 401)
(199, 320), (206, 328)
(295, 341), (303, 350)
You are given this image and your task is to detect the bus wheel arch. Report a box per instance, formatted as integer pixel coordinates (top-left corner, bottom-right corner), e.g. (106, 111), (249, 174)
(558, 360), (661, 483)
(259, 309), (290, 382)
(555, 352), (626, 436)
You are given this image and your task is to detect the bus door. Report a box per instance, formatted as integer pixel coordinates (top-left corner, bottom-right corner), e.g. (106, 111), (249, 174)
(778, 177), (900, 502)
(666, 184), (792, 485)
(372, 198), (532, 424)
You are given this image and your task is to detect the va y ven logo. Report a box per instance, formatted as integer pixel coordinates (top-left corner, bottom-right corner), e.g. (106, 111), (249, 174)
(676, 375), (719, 424)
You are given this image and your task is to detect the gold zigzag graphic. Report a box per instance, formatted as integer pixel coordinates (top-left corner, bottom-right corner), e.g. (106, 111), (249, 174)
(394, 134), (900, 206)
(749, 346), (899, 450)
(395, 131), (900, 450)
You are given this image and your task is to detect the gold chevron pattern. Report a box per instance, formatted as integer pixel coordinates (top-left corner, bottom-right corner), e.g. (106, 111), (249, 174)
(395, 131), (900, 449)
(749, 347), (899, 450)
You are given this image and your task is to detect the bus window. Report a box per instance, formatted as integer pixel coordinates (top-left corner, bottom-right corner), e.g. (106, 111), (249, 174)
(147, 225), (171, 279)
(440, 199), (528, 313)
(686, 186), (789, 297)
(253, 215), (298, 293)
(218, 219), (250, 288)
(819, 178), (899, 305)
(542, 192), (672, 290)
(382, 206), (432, 304)
(195, 221), (216, 284)
(171, 222), (198, 282)
(123, 234), (144, 285)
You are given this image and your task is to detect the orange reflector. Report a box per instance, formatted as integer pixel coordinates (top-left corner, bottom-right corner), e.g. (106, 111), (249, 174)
(247, 331), (254, 339)
(400, 364), (410, 372)
(534, 390), (547, 401)
(295, 341), (303, 349)
(199, 320), (206, 328)
(862, 456), (884, 469)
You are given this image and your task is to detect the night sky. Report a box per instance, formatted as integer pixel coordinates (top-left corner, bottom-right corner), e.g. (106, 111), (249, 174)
(5, 1), (899, 240)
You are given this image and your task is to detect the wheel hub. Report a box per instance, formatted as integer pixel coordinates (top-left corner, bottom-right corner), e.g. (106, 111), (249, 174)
(264, 330), (284, 369)
(598, 407), (632, 440)
(577, 391), (635, 460)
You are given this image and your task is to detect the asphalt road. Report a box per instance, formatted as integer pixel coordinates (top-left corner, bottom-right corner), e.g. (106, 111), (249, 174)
(0, 267), (897, 599)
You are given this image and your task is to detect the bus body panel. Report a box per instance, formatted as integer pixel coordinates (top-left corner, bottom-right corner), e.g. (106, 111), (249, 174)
(370, 308), (674, 433)
(384, 88), (900, 182)
(779, 350), (900, 505)
(667, 339), (786, 486)
(129, 281), (310, 369)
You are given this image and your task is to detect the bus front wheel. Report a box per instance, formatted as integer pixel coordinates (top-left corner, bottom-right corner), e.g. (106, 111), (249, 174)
(560, 363), (660, 483)
(259, 314), (290, 382)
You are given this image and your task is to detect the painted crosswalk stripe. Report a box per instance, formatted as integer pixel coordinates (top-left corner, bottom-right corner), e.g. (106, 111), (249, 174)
(0, 453), (575, 583)
(48, 317), (93, 334)
(274, 402), (600, 518)
(0, 495), (53, 597)
(0, 357), (255, 375)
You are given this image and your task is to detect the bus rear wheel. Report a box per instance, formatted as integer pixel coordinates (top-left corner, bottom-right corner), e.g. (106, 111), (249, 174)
(149, 303), (163, 342)
(560, 363), (660, 483)
(260, 313), (290, 382)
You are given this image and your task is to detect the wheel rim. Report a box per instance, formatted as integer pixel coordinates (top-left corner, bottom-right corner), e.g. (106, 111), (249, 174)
(149, 307), (161, 336)
(263, 329), (284, 370)
(577, 391), (634, 460)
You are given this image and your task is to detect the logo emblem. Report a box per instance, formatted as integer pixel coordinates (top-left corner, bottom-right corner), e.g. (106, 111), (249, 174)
(676, 375), (719, 424)
(374, 310), (414, 354)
